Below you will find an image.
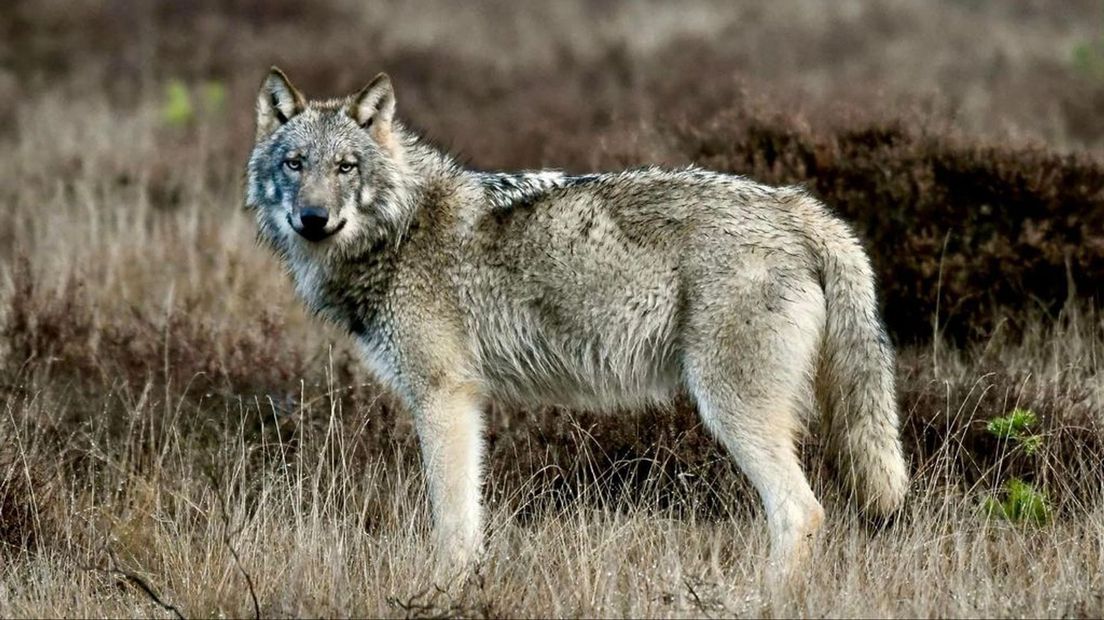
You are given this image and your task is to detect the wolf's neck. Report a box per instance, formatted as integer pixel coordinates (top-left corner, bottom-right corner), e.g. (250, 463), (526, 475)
(302, 127), (455, 336)
(395, 124), (462, 193)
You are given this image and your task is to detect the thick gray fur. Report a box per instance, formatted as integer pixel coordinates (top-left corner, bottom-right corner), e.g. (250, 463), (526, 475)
(245, 68), (909, 576)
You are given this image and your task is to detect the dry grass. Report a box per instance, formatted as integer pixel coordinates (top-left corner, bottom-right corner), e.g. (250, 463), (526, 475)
(2, 0), (1104, 617)
(1, 319), (1103, 617)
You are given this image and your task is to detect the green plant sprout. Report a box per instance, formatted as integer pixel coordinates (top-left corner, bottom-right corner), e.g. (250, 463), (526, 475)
(201, 81), (227, 115)
(161, 79), (226, 127)
(986, 407), (1043, 455)
(1073, 35), (1104, 83)
(984, 479), (1051, 525)
(983, 407), (1050, 524)
(162, 79), (193, 127)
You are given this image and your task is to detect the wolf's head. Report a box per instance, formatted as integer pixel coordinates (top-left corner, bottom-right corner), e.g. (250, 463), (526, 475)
(245, 67), (409, 255)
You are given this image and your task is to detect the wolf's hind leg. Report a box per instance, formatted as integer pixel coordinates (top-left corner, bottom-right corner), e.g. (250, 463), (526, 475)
(693, 387), (824, 576)
(683, 286), (826, 577)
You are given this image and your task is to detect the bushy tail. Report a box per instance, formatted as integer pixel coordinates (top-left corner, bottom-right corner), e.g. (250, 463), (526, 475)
(812, 218), (909, 518)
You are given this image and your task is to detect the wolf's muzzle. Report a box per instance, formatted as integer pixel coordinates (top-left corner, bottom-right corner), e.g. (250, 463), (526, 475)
(288, 208), (346, 242)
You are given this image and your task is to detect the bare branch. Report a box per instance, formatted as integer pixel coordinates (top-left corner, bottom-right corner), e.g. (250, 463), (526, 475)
(206, 469), (261, 620)
(81, 548), (187, 620)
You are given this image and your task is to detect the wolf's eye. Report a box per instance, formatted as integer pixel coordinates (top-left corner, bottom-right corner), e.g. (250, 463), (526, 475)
(338, 162), (357, 174)
(283, 159), (302, 172)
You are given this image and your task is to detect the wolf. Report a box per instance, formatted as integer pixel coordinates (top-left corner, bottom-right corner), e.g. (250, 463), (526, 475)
(244, 67), (909, 573)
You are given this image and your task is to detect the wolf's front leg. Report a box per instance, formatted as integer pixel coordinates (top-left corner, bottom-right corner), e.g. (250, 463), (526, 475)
(412, 384), (486, 568)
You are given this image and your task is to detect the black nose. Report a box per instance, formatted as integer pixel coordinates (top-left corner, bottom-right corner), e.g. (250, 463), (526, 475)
(299, 207), (329, 232)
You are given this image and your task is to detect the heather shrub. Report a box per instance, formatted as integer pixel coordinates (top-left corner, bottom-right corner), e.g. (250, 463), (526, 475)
(680, 113), (1104, 343)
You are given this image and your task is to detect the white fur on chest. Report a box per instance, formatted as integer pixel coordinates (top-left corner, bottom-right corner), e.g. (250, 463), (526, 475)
(289, 256), (326, 311)
(356, 335), (405, 399)
(286, 249), (405, 399)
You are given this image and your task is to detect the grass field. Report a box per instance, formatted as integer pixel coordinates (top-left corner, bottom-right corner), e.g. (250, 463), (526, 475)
(2, 1), (1103, 617)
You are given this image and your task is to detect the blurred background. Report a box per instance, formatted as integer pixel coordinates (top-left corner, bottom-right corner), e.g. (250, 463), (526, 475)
(2, 0), (1104, 483)
(3, 0), (1103, 343)
(8, 0), (1104, 150)
(1, 4), (1104, 615)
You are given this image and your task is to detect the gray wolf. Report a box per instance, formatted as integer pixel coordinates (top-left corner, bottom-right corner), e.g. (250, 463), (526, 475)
(244, 67), (909, 574)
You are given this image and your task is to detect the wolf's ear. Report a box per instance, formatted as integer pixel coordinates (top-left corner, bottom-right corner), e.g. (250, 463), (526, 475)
(348, 73), (395, 140)
(255, 66), (306, 140)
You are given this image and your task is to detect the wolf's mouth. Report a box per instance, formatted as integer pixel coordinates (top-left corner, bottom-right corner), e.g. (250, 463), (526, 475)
(287, 214), (347, 242)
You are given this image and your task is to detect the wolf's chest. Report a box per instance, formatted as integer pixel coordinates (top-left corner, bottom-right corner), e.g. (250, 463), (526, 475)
(288, 261), (405, 397)
(290, 260), (328, 312)
(355, 333), (404, 398)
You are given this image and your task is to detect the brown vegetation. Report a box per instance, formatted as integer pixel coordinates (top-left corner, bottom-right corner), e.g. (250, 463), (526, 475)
(1, 0), (1103, 617)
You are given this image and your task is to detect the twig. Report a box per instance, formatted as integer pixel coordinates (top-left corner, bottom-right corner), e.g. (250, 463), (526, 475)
(386, 577), (489, 620)
(82, 548), (187, 620)
(386, 585), (454, 619)
(223, 526), (261, 620)
(684, 577), (713, 619)
(110, 569), (188, 620)
(207, 470), (262, 620)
